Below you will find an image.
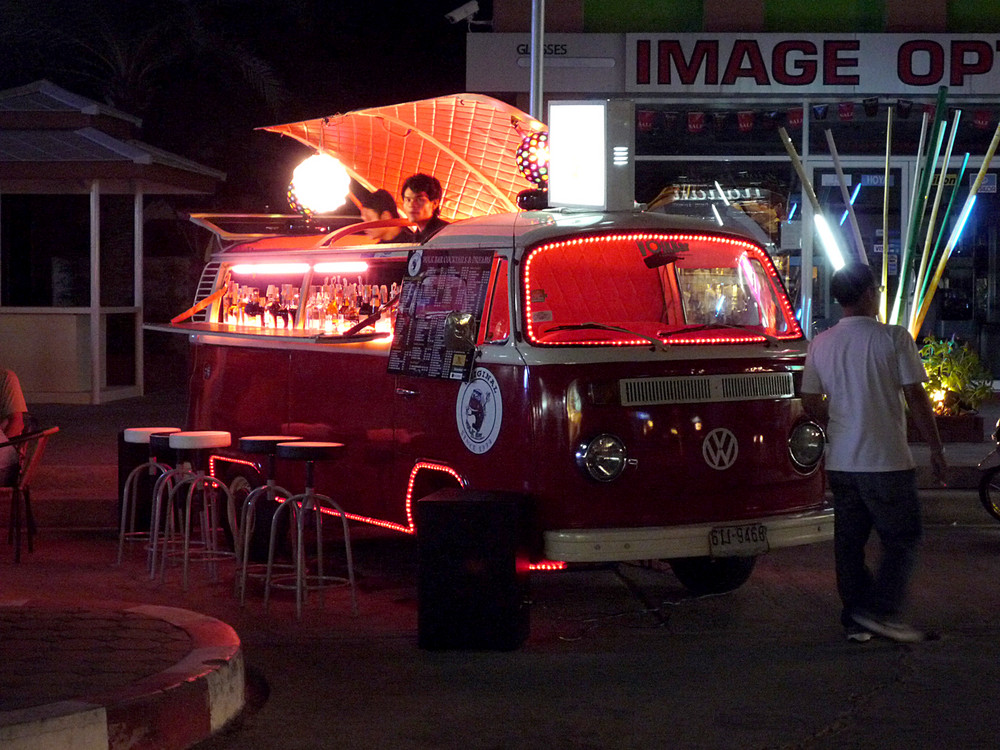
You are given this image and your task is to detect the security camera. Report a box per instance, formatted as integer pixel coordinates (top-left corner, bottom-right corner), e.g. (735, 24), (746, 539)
(445, 0), (479, 23)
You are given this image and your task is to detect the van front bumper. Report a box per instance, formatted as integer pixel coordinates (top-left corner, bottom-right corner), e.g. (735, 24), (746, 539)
(543, 506), (834, 563)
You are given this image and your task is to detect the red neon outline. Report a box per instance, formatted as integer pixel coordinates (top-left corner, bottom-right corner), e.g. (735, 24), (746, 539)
(314, 461), (465, 535)
(208, 454), (260, 479)
(523, 232), (803, 347)
(241, 459), (568, 571)
(529, 560), (567, 571)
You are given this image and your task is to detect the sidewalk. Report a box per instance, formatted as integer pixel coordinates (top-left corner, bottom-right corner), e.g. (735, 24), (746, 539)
(1, 389), (997, 749)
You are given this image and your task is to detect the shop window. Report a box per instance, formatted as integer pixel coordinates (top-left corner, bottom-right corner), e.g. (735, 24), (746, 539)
(99, 195), (136, 307)
(106, 312), (136, 386)
(1, 195), (89, 307)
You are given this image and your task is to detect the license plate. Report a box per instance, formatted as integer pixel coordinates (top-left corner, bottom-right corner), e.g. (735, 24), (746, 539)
(709, 523), (769, 556)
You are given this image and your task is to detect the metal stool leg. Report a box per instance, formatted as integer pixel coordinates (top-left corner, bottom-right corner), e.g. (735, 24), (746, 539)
(117, 459), (171, 565)
(166, 473), (233, 591)
(311, 492), (358, 617)
(148, 466), (192, 579)
(237, 481), (293, 605)
(264, 494), (300, 612)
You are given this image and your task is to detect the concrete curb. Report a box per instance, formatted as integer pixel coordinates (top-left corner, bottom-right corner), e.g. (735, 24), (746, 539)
(0, 601), (245, 750)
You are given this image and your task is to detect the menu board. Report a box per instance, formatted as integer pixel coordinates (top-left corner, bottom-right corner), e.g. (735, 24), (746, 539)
(387, 247), (494, 380)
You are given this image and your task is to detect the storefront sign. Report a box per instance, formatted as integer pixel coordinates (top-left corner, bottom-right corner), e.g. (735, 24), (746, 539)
(468, 33), (1000, 98)
(627, 34), (1000, 96)
(467, 33), (623, 93)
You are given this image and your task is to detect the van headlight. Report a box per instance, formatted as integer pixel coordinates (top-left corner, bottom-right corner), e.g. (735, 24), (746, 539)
(788, 421), (825, 472)
(576, 434), (629, 482)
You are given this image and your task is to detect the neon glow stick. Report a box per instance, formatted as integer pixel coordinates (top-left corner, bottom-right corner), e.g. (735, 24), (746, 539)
(711, 203), (724, 226)
(916, 152), (969, 313)
(912, 119), (1000, 335)
(778, 127), (845, 270)
(826, 129), (866, 262)
(714, 180), (731, 206)
(895, 119), (947, 322)
(890, 110), (928, 324)
(910, 109), (961, 331)
(839, 183), (862, 225)
(892, 87), (948, 325)
(880, 105), (893, 322)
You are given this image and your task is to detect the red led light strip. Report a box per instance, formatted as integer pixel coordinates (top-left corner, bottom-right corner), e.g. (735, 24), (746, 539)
(211, 455), (567, 571)
(209, 454), (259, 478)
(530, 560), (567, 571)
(315, 461), (465, 535)
(523, 232), (802, 347)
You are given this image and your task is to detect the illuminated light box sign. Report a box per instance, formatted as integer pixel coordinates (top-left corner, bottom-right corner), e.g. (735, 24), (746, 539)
(547, 99), (635, 212)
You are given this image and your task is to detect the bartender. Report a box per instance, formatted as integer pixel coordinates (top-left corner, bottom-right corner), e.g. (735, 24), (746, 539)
(359, 189), (417, 244)
(401, 173), (449, 242)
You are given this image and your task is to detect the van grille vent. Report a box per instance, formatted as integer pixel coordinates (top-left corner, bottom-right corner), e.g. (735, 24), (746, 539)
(620, 372), (794, 405)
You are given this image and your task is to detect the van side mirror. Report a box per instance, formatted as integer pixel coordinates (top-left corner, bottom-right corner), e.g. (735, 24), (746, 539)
(445, 311), (476, 351)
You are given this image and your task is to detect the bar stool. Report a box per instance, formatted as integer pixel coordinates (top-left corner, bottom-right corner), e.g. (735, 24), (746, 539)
(265, 441), (357, 619)
(155, 430), (234, 591)
(235, 434), (302, 605)
(147, 431), (195, 578)
(116, 427), (181, 565)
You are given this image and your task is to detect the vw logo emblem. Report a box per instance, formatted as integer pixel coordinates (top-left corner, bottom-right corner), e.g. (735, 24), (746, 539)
(702, 428), (738, 470)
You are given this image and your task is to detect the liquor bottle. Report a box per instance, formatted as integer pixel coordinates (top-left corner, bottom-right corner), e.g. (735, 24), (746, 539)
(244, 289), (264, 327)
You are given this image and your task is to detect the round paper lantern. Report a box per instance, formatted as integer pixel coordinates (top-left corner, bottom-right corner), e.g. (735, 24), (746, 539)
(287, 153), (351, 215)
(515, 131), (549, 187)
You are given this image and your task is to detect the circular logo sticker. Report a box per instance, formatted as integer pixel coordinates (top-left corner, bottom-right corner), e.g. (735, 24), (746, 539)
(702, 428), (739, 470)
(407, 249), (423, 277)
(456, 367), (503, 454)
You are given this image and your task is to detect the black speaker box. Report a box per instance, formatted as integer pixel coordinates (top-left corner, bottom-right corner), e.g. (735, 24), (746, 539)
(416, 488), (531, 651)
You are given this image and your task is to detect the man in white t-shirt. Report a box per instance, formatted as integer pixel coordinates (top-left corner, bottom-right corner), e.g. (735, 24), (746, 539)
(802, 263), (945, 643)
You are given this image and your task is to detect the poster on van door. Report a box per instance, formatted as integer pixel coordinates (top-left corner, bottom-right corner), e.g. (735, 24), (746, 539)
(387, 247), (494, 381)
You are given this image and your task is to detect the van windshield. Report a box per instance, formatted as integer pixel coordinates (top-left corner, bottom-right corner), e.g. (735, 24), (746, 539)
(522, 231), (802, 346)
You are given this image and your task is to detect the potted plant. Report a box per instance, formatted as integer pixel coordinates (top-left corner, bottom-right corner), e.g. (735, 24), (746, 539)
(911, 336), (994, 442)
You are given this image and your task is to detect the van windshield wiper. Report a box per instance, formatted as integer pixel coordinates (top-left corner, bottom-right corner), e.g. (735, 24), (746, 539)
(658, 323), (779, 347)
(544, 322), (669, 352)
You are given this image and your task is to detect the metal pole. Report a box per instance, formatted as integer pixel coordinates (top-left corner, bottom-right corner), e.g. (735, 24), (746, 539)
(90, 180), (101, 404)
(529, 0), (545, 119)
(825, 129), (866, 263)
(134, 188), (145, 396)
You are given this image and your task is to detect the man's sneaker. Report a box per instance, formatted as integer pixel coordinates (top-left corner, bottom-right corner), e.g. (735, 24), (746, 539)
(851, 611), (926, 643)
(845, 625), (872, 643)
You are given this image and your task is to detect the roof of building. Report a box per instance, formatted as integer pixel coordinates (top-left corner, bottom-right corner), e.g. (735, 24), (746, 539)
(0, 80), (225, 195)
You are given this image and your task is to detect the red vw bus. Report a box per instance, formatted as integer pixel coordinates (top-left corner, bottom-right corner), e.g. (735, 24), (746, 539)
(170, 208), (832, 595)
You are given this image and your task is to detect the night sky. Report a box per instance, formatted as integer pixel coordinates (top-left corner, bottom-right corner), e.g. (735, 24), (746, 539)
(0, 0), (484, 209)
